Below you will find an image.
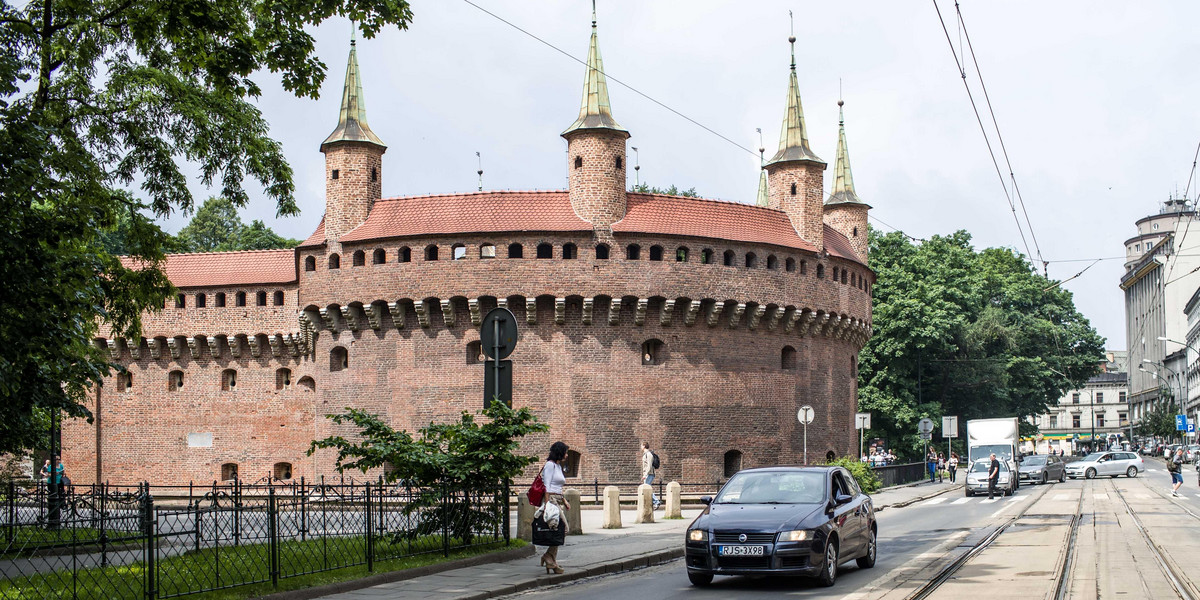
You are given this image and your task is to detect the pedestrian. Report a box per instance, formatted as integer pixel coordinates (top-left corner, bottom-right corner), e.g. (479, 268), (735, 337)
(948, 453), (959, 483)
(1168, 447), (1185, 497)
(536, 441), (569, 574)
(927, 450), (937, 483)
(987, 452), (1000, 499)
(38, 460), (50, 480)
(937, 453), (946, 483)
(641, 442), (660, 509)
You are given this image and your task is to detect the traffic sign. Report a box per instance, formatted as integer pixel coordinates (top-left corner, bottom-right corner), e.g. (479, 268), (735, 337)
(797, 406), (815, 424)
(919, 432), (932, 441)
(917, 418), (935, 434)
(1190, 423), (1197, 435)
(942, 416), (959, 438)
(480, 308), (519, 360)
(1177, 414), (1189, 431)
(855, 412), (871, 430)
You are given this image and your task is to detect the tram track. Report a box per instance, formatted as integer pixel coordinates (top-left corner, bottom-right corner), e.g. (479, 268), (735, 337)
(1110, 478), (1198, 600)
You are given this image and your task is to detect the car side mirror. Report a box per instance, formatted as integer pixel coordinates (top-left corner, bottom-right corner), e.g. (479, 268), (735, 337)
(700, 496), (712, 506)
(835, 492), (853, 505)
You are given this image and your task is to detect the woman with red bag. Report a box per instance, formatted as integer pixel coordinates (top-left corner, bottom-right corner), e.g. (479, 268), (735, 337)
(534, 441), (570, 574)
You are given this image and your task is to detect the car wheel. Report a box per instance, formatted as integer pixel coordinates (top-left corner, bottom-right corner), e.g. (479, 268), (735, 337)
(1041, 474), (1048, 485)
(965, 489), (972, 497)
(1126, 467), (1138, 478)
(1059, 471), (1065, 483)
(1085, 468), (1096, 479)
(817, 538), (839, 587)
(687, 571), (713, 587)
(856, 527), (877, 569)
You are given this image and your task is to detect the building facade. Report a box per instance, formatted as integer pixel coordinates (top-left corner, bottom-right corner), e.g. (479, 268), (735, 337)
(1026, 352), (1129, 454)
(65, 22), (874, 486)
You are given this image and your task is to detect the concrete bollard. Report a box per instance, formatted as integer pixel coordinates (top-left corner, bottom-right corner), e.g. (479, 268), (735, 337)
(665, 481), (682, 519)
(636, 483), (655, 523)
(565, 489), (583, 535)
(517, 493), (535, 541)
(602, 486), (622, 529)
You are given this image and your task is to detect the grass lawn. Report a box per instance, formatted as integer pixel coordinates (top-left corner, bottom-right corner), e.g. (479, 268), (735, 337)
(0, 535), (526, 600)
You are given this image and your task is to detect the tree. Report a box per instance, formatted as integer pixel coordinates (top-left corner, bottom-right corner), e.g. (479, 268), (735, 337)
(858, 230), (1106, 459)
(0, 0), (414, 455)
(236, 220), (302, 251)
(176, 197), (244, 253)
(632, 183), (699, 197)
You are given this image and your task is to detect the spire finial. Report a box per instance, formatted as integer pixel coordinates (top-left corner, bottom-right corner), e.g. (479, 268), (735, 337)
(592, 0), (597, 28)
(321, 31), (385, 150)
(788, 11), (796, 69)
(476, 152), (484, 192)
(765, 22), (822, 167)
(827, 98), (867, 207)
(562, 3), (627, 137)
(351, 20), (356, 45)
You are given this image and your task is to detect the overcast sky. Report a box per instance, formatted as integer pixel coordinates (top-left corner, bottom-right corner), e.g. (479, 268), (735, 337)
(155, 1), (1200, 351)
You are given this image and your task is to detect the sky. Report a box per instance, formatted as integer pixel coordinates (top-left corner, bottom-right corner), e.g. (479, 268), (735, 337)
(153, 1), (1200, 351)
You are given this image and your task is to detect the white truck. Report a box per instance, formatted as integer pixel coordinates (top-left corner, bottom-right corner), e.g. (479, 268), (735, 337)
(966, 417), (1021, 489)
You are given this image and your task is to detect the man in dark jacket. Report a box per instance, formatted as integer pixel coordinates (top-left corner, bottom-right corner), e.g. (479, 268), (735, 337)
(987, 453), (1000, 499)
(1169, 448), (1185, 497)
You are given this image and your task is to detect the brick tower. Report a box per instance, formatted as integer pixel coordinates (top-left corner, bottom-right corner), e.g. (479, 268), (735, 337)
(562, 10), (629, 227)
(824, 100), (871, 262)
(764, 36), (826, 251)
(320, 36), (386, 244)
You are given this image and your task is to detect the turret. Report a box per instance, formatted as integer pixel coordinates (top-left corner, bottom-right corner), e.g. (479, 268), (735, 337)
(763, 35), (826, 250)
(823, 100), (871, 262)
(562, 9), (629, 227)
(320, 35), (386, 244)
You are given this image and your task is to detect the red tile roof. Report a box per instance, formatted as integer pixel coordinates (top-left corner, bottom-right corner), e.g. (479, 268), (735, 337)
(822, 225), (861, 263)
(121, 249), (297, 288)
(613, 193), (818, 252)
(298, 217), (326, 248)
(337, 191), (591, 243)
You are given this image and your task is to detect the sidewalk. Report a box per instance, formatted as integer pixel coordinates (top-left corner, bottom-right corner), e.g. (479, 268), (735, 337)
(290, 479), (960, 600)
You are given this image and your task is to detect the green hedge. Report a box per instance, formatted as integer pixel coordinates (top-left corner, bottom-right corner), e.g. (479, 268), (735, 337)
(827, 458), (882, 493)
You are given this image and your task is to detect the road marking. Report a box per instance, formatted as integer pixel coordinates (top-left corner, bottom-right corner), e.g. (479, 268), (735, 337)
(1093, 493), (1109, 500)
(981, 498), (1000, 504)
(923, 498), (948, 505)
(1007, 495), (1029, 502)
(1053, 494), (1070, 500)
(951, 498), (971, 505)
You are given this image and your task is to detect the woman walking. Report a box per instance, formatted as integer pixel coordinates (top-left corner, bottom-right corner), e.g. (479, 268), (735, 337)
(537, 441), (570, 574)
(948, 453), (959, 483)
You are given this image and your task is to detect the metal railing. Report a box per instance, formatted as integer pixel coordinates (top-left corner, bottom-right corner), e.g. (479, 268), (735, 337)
(870, 462), (929, 488)
(0, 479), (508, 600)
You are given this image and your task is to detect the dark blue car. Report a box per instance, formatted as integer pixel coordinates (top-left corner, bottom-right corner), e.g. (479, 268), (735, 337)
(684, 466), (876, 587)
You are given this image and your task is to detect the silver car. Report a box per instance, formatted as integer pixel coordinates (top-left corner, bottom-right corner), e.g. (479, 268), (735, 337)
(965, 458), (1016, 497)
(1018, 454), (1066, 484)
(1064, 451), (1144, 479)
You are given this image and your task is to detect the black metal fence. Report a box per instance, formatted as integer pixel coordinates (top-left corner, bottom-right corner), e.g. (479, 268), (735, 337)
(0, 479), (508, 600)
(870, 462), (929, 488)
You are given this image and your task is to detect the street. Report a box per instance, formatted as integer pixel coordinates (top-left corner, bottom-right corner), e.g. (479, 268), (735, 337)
(504, 465), (1200, 599)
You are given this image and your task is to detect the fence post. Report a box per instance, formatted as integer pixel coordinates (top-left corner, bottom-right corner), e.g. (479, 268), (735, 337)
(442, 484), (450, 558)
(268, 487), (279, 588)
(99, 483), (109, 568)
(364, 482), (374, 572)
(299, 476), (308, 542)
(503, 481), (511, 546)
(5, 480), (13, 546)
(233, 478), (241, 547)
(141, 483), (156, 600)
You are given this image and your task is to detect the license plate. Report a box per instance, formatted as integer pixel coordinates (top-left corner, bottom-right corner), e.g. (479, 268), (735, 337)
(718, 545), (765, 556)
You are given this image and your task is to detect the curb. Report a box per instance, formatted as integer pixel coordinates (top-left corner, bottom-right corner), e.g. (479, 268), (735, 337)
(255, 544), (536, 600)
(875, 482), (963, 511)
(458, 547), (685, 600)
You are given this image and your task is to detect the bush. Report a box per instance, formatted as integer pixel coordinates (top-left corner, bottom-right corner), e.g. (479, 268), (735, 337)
(827, 457), (882, 493)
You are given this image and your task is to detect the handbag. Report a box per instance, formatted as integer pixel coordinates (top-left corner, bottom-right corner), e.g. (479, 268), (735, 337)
(527, 473), (546, 507)
(531, 512), (566, 546)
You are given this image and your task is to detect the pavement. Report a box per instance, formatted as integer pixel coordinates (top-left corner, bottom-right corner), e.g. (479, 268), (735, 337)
(288, 479), (962, 600)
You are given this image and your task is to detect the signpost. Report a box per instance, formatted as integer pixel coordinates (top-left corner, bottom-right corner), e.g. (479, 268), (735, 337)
(942, 416), (958, 461)
(918, 418), (935, 468)
(480, 308), (518, 408)
(855, 412), (871, 462)
(798, 406), (815, 465)
(1177, 414), (1189, 432)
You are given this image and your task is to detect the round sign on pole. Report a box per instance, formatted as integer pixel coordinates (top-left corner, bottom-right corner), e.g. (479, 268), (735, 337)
(797, 405), (815, 424)
(917, 418), (935, 434)
(480, 307), (519, 360)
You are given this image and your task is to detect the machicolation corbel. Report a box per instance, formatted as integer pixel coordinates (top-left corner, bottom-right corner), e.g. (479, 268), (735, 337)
(684, 299), (700, 326)
(318, 308), (337, 331)
(247, 336), (262, 358)
(766, 306), (783, 331)
(706, 301), (725, 327)
(469, 299), (482, 326)
(661, 300), (676, 326)
(635, 299), (648, 326)
(748, 305), (767, 330)
(440, 299), (456, 327)
(414, 300), (431, 328)
(582, 298), (594, 325)
(526, 298), (537, 325)
(364, 303), (383, 330)
(387, 301), (406, 329)
(229, 335), (242, 358)
(167, 338), (181, 360)
(728, 303), (747, 328)
(555, 298), (566, 325)
(607, 297), (621, 325)
(269, 334), (283, 357)
(783, 308), (802, 333)
(130, 338), (143, 360)
(339, 305), (360, 331)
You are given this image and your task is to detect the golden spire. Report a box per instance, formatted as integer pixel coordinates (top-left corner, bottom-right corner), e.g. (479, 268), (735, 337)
(756, 131), (769, 206)
(827, 100), (867, 206)
(765, 29), (823, 166)
(562, 4), (627, 137)
(322, 32), (386, 149)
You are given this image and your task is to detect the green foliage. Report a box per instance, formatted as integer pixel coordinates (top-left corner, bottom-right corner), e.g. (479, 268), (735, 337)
(859, 229), (1106, 460)
(827, 457), (882, 493)
(0, 0), (414, 454)
(176, 197), (299, 252)
(1141, 393), (1181, 440)
(632, 183), (699, 197)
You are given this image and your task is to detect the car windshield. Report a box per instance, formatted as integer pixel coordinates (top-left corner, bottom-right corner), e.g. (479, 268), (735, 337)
(1082, 453), (1106, 462)
(968, 460), (1007, 473)
(713, 471), (826, 504)
(1023, 456), (1047, 466)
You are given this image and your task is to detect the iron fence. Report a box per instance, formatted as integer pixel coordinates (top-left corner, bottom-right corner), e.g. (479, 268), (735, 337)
(0, 479), (508, 600)
(870, 462), (928, 488)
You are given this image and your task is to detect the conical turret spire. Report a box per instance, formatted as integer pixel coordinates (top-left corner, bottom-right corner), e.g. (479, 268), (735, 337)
(765, 35), (823, 166)
(322, 34), (386, 149)
(562, 7), (627, 137)
(827, 100), (867, 206)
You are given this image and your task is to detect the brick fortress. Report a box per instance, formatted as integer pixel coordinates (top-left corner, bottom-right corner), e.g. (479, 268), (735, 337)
(67, 19), (875, 486)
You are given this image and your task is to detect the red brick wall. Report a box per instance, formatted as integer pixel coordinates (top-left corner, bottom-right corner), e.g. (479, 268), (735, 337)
(322, 142), (384, 243)
(565, 130), (628, 225)
(767, 161), (826, 251)
(824, 204), (870, 263)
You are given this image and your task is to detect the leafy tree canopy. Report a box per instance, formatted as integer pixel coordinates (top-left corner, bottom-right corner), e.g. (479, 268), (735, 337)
(0, 0), (414, 455)
(633, 183), (699, 197)
(176, 197), (300, 252)
(859, 229), (1105, 459)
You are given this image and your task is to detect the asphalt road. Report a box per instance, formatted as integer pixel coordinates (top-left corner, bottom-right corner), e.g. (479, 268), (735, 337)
(504, 479), (1052, 599)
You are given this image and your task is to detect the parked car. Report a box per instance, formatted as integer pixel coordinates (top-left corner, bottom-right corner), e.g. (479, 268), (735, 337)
(1019, 454), (1066, 484)
(1065, 451), (1144, 479)
(684, 466), (876, 587)
(965, 458), (1017, 496)
(1185, 444), (1200, 463)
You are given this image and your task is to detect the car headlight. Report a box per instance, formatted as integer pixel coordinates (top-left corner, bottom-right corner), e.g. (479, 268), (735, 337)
(778, 530), (813, 542)
(688, 529), (707, 542)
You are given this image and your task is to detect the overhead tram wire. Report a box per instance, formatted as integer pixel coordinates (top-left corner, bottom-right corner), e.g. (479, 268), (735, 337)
(954, 1), (1047, 277)
(461, 0), (759, 159)
(931, 0), (1037, 274)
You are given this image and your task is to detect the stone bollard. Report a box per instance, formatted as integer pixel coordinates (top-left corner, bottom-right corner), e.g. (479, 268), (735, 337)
(665, 481), (682, 519)
(636, 483), (655, 524)
(602, 486), (622, 529)
(516, 493), (535, 541)
(565, 489), (583, 535)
